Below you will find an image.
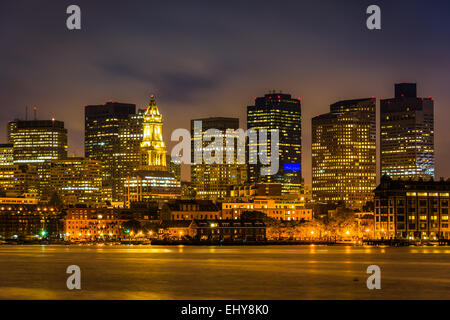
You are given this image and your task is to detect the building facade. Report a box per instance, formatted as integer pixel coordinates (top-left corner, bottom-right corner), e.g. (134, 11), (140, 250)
(0, 144), (13, 166)
(114, 109), (146, 202)
(374, 176), (450, 240)
(247, 92), (302, 195)
(222, 198), (312, 221)
(380, 83), (434, 179)
(50, 158), (102, 205)
(64, 207), (125, 241)
(312, 98), (376, 209)
(167, 155), (181, 182)
(191, 220), (266, 242)
(0, 204), (62, 240)
(190, 117), (247, 200)
(125, 96), (180, 206)
(84, 101), (136, 202)
(8, 120), (68, 199)
(0, 164), (38, 197)
(229, 183), (282, 201)
(161, 200), (221, 221)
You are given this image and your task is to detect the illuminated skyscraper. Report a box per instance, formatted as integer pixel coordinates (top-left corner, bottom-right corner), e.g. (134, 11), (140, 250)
(380, 83), (434, 179)
(8, 120), (68, 164)
(125, 96), (180, 205)
(84, 101), (136, 202)
(50, 158), (102, 205)
(8, 120), (68, 199)
(167, 154), (181, 181)
(312, 98), (376, 209)
(247, 92), (302, 195)
(0, 164), (38, 197)
(0, 144), (13, 166)
(190, 117), (247, 200)
(114, 109), (146, 201)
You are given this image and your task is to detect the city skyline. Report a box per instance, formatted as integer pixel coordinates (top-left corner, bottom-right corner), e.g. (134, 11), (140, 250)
(2, 1), (450, 184)
(0, 86), (441, 184)
(2, 1), (450, 304)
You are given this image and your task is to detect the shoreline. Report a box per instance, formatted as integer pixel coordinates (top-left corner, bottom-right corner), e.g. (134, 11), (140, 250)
(1, 239), (449, 247)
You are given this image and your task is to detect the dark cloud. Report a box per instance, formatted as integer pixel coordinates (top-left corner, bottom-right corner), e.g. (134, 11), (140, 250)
(97, 62), (226, 103)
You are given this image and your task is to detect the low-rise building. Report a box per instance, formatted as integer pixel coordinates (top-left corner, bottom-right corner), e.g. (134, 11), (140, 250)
(374, 176), (450, 240)
(0, 204), (62, 239)
(64, 207), (125, 241)
(158, 219), (266, 242)
(222, 198), (313, 221)
(355, 212), (375, 239)
(161, 200), (221, 221)
(159, 220), (194, 239)
(191, 220), (266, 241)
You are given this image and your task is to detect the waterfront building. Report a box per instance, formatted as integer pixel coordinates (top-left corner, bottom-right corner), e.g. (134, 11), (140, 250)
(0, 144), (13, 166)
(190, 219), (266, 242)
(221, 198), (312, 221)
(380, 83), (434, 179)
(247, 92), (302, 195)
(8, 120), (68, 199)
(159, 220), (194, 239)
(0, 204), (62, 240)
(50, 158), (102, 205)
(374, 176), (450, 240)
(355, 212), (375, 240)
(161, 200), (220, 221)
(190, 117), (247, 200)
(312, 98), (376, 209)
(125, 96), (180, 206)
(64, 207), (125, 241)
(84, 101), (136, 202)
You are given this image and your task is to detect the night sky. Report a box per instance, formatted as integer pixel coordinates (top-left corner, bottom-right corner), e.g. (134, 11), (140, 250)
(1, 0), (450, 183)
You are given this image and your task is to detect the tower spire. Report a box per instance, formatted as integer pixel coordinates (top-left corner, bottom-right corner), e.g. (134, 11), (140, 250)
(140, 94), (167, 171)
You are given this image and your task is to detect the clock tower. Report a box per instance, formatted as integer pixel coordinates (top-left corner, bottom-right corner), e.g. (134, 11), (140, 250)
(140, 95), (167, 171)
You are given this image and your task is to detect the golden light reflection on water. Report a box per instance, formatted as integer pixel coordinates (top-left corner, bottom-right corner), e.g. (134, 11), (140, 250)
(1, 245), (449, 300)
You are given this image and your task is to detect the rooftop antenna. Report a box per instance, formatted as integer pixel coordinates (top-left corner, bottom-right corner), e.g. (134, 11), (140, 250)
(33, 106), (37, 120)
(25, 106), (28, 121)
